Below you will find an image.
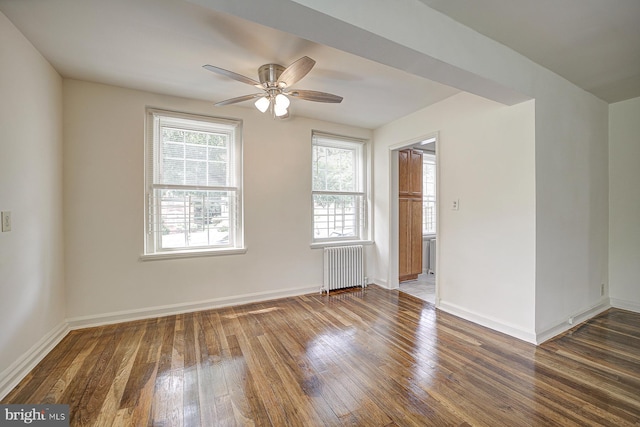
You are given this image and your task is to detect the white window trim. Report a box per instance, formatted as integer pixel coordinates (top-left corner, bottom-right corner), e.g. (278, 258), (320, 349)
(142, 108), (244, 259)
(140, 247), (247, 262)
(311, 131), (372, 246)
(422, 152), (436, 237)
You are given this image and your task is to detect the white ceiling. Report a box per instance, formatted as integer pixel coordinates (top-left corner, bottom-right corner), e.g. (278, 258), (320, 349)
(418, 0), (640, 103)
(1, 1), (637, 130)
(0, 0), (460, 129)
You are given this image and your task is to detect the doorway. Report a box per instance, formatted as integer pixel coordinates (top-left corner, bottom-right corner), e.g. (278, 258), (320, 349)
(390, 134), (438, 305)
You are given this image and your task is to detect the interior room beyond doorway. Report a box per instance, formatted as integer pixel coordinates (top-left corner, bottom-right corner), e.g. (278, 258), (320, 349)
(398, 135), (437, 305)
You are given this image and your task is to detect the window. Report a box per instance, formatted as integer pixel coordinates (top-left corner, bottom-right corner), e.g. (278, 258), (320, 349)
(312, 132), (369, 243)
(144, 109), (243, 257)
(423, 153), (436, 235)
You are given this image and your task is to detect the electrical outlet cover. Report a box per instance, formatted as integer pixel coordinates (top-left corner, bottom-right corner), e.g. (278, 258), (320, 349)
(1, 211), (11, 232)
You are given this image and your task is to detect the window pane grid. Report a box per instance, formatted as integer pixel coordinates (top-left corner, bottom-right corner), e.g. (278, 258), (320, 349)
(311, 132), (368, 243)
(150, 189), (236, 251)
(160, 126), (231, 188)
(145, 109), (242, 255)
(423, 154), (436, 234)
(312, 145), (357, 192)
(312, 193), (365, 240)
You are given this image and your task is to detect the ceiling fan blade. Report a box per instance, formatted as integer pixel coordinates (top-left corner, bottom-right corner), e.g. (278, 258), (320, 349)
(286, 90), (343, 103)
(203, 64), (263, 88)
(214, 93), (264, 106)
(277, 56), (316, 88)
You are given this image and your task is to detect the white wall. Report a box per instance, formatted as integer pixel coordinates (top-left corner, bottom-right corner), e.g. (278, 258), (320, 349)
(63, 80), (372, 321)
(216, 0), (610, 342)
(609, 97), (640, 312)
(533, 83), (609, 338)
(0, 0), (614, 387)
(374, 93), (537, 341)
(0, 12), (66, 390)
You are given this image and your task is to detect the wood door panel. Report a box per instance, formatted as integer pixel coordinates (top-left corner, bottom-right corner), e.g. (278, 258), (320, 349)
(399, 198), (411, 278)
(399, 148), (423, 282)
(409, 149), (423, 197)
(399, 150), (410, 196)
(410, 199), (423, 275)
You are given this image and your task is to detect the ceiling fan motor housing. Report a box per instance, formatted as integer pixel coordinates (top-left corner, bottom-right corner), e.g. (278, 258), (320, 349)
(258, 64), (285, 88)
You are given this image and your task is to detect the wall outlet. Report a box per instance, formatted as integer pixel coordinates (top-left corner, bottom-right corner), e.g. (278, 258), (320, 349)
(1, 211), (11, 232)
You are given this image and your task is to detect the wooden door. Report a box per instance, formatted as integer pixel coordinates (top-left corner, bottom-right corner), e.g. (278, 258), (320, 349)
(399, 149), (423, 282)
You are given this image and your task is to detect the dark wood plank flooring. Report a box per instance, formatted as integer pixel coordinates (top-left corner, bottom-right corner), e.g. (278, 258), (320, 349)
(3, 285), (639, 426)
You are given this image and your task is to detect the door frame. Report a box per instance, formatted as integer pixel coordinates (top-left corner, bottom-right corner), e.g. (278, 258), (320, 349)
(388, 132), (440, 305)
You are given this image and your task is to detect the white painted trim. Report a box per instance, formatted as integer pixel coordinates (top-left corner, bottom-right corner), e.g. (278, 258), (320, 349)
(139, 247), (248, 261)
(388, 149), (400, 289)
(67, 285), (320, 330)
(438, 300), (537, 344)
(535, 298), (611, 344)
(387, 132), (440, 290)
(0, 322), (70, 400)
(610, 298), (640, 314)
(371, 277), (391, 289)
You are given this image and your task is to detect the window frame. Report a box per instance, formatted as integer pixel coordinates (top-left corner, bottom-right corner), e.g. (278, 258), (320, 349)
(422, 152), (436, 237)
(311, 131), (371, 246)
(142, 108), (245, 260)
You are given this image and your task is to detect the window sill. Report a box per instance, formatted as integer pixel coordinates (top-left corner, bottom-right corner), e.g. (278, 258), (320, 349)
(140, 247), (247, 261)
(310, 240), (374, 249)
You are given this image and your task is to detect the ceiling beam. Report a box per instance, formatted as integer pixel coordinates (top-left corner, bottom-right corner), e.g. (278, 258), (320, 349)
(188, 0), (531, 105)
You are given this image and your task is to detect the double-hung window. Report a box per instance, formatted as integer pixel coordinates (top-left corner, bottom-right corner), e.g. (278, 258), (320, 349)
(422, 153), (436, 235)
(144, 109), (243, 257)
(312, 132), (369, 244)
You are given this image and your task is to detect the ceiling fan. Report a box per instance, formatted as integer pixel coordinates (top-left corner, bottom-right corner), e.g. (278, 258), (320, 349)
(203, 56), (343, 119)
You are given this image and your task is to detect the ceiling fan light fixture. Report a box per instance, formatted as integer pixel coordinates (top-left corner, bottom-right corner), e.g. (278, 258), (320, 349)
(275, 93), (290, 109)
(205, 56), (343, 119)
(255, 96), (270, 113)
(274, 103), (288, 117)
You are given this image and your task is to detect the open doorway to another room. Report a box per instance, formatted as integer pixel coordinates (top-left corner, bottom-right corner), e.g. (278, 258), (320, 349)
(398, 136), (437, 305)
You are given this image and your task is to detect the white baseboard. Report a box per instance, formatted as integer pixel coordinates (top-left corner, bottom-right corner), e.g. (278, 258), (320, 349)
(0, 322), (69, 401)
(535, 298), (611, 344)
(610, 298), (640, 313)
(371, 277), (390, 289)
(67, 285), (320, 330)
(439, 298), (614, 346)
(438, 300), (537, 344)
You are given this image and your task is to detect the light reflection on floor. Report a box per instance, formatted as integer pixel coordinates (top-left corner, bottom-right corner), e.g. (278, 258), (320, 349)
(410, 307), (440, 388)
(304, 289), (443, 416)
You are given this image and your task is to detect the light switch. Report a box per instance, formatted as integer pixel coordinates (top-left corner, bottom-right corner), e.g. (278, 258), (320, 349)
(452, 199), (459, 210)
(2, 211), (11, 232)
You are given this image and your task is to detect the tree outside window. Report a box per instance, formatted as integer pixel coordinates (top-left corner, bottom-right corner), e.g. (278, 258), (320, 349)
(312, 133), (368, 243)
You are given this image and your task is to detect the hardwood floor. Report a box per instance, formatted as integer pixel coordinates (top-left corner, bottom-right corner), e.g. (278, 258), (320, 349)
(3, 286), (639, 426)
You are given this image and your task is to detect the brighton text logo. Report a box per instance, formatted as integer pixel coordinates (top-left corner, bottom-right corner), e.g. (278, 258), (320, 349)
(4, 408), (45, 423)
(0, 405), (68, 426)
